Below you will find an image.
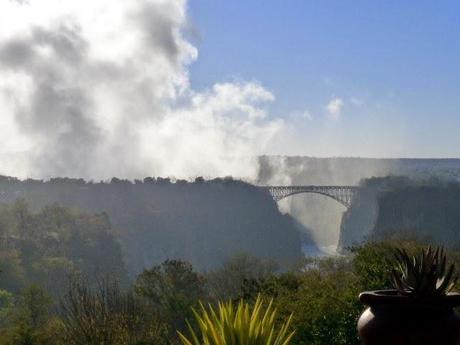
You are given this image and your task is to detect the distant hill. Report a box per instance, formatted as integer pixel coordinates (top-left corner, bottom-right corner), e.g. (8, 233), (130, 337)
(0, 176), (303, 275)
(257, 156), (460, 185)
(339, 176), (460, 249)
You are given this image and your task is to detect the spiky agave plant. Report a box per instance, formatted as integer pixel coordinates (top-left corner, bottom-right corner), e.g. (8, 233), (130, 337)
(391, 246), (458, 297)
(178, 296), (295, 345)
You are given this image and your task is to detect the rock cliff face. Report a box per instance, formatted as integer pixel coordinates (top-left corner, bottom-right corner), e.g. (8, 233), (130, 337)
(372, 180), (460, 244)
(339, 177), (460, 249)
(338, 178), (389, 249)
(0, 176), (303, 274)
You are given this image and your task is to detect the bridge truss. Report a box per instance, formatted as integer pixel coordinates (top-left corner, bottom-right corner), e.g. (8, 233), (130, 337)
(260, 185), (358, 208)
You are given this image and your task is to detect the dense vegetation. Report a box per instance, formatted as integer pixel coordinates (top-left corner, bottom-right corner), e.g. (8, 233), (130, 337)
(0, 201), (454, 345)
(0, 201), (127, 297)
(2, 171), (460, 344)
(0, 176), (302, 274)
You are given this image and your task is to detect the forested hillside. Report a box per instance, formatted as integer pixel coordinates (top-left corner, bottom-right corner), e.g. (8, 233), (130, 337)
(0, 202), (127, 298)
(373, 179), (460, 242)
(340, 176), (460, 248)
(0, 176), (302, 275)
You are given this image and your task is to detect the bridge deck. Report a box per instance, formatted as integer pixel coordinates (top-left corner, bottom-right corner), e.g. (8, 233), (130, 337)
(259, 185), (358, 208)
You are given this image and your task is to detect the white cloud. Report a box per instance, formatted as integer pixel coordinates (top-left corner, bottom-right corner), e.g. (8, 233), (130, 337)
(0, 0), (283, 180)
(350, 97), (365, 106)
(326, 97), (344, 119)
(302, 110), (313, 121)
(287, 109), (313, 121)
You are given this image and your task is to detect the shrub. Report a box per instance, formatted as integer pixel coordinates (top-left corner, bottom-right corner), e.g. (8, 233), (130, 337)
(61, 277), (167, 345)
(178, 296), (294, 345)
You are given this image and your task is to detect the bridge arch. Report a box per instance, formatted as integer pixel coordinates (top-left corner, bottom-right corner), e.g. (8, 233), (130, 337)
(260, 186), (358, 208)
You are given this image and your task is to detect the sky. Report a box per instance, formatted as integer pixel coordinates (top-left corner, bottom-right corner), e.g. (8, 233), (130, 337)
(0, 0), (459, 180)
(188, 1), (460, 157)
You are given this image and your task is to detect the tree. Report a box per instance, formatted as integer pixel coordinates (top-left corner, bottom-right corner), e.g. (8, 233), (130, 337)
(135, 260), (205, 332)
(61, 276), (167, 345)
(4, 285), (62, 345)
(206, 253), (277, 301)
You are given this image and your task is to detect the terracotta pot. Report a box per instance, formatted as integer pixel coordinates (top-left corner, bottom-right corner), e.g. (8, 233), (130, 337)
(357, 290), (460, 345)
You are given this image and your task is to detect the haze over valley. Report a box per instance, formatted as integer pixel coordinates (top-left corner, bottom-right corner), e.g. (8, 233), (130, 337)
(2, 156), (460, 274)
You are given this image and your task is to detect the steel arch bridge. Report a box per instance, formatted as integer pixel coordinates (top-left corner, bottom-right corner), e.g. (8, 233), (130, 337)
(260, 185), (358, 208)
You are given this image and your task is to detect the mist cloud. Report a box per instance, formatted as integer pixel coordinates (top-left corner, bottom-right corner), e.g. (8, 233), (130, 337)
(326, 97), (344, 119)
(0, 0), (283, 180)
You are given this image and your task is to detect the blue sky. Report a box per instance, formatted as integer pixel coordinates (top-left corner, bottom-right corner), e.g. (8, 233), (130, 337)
(188, 1), (460, 157)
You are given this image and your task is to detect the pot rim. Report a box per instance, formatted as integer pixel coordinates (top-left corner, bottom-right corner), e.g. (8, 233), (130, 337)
(359, 289), (460, 308)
